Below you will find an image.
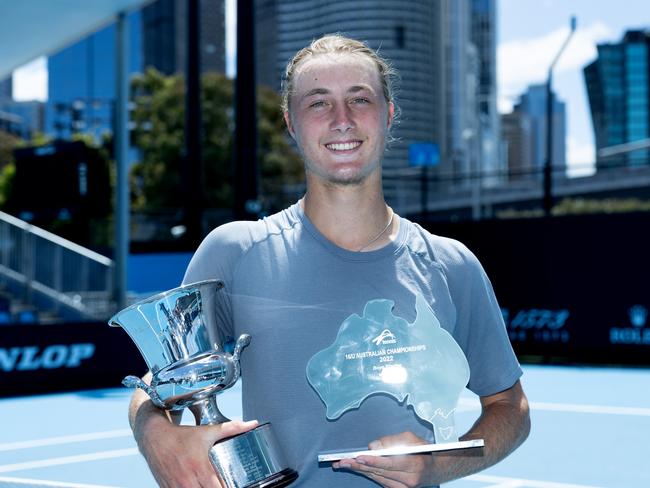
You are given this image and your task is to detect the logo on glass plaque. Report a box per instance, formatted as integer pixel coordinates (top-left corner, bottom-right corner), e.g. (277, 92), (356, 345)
(307, 295), (481, 461)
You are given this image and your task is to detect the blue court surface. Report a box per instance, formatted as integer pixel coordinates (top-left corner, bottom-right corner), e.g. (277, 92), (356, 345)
(1, 365), (648, 487)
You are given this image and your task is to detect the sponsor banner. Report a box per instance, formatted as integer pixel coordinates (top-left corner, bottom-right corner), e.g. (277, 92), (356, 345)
(420, 213), (650, 365)
(0, 322), (145, 397)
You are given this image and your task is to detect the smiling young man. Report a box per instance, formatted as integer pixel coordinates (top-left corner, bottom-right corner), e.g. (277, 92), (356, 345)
(128, 35), (530, 488)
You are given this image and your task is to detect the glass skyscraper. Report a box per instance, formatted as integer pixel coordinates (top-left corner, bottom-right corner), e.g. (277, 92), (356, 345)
(46, 0), (226, 142)
(513, 84), (566, 178)
(45, 11), (143, 141)
(584, 30), (650, 169)
(141, 0), (225, 75)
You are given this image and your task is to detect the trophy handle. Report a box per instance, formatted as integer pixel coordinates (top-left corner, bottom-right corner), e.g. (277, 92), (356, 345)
(122, 375), (166, 408)
(231, 334), (251, 385)
(189, 397), (231, 425)
(232, 334), (251, 362)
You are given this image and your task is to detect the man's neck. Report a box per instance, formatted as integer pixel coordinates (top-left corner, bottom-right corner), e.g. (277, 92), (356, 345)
(301, 174), (396, 252)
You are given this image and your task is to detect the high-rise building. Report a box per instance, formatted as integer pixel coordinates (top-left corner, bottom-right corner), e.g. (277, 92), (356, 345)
(254, 0), (487, 205)
(1, 66), (44, 140)
(0, 77), (11, 102)
(471, 0), (501, 186)
(584, 30), (650, 169)
(0, 101), (44, 139)
(445, 0), (480, 185)
(501, 111), (532, 181)
(46, 0), (227, 142)
(512, 84), (566, 179)
(45, 11), (142, 141)
(142, 0), (226, 75)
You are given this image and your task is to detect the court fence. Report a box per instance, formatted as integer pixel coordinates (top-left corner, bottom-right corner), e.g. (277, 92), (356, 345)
(0, 210), (114, 322)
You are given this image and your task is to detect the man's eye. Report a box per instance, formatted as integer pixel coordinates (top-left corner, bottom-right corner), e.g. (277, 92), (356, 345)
(310, 100), (327, 108)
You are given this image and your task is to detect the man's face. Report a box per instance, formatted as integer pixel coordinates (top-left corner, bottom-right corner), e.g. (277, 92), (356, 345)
(285, 53), (394, 186)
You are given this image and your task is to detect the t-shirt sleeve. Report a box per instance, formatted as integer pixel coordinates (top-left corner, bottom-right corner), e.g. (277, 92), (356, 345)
(182, 221), (254, 341)
(439, 239), (522, 397)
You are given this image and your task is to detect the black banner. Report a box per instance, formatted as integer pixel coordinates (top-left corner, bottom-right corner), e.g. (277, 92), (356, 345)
(0, 322), (146, 397)
(419, 212), (650, 365)
(2, 213), (649, 398)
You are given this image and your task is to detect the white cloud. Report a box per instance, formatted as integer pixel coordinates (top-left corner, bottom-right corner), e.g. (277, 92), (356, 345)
(566, 136), (596, 178)
(498, 21), (612, 112)
(12, 56), (48, 102)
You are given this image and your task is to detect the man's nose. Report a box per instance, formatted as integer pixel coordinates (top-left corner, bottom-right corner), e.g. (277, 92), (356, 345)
(330, 104), (355, 132)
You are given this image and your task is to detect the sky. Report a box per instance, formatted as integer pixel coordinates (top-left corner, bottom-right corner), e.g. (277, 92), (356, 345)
(499, 0), (650, 176)
(11, 0), (650, 177)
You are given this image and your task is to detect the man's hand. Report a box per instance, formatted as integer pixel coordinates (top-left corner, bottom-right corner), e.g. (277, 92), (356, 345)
(137, 412), (258, 488)
(334, 431), (436, 488)
(332, 380), (530, 487)
(129, 377), (258, 488)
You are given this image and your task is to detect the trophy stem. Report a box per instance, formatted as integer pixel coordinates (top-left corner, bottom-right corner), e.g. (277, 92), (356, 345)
(189, 397), (230, 425)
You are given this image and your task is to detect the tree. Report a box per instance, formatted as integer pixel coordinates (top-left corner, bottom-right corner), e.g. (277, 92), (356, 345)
(0, 130), (20, 206)
(129, 69), (304, 215)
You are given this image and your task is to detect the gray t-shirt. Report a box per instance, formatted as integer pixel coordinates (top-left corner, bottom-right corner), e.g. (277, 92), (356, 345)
(183, 202), (522, 487)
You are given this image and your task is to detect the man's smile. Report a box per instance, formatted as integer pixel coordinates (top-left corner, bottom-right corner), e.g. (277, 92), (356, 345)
(324, 140), (363, 152)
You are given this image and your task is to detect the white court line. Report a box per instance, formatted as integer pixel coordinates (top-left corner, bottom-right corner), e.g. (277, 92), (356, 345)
(530, 402), (650, 417)
(467, 473), (604, 488)
(0, 430), (133, 452)
(0, 449), (139, 474)
(0, 476), (121, 487)
(458, 398), (650, 416)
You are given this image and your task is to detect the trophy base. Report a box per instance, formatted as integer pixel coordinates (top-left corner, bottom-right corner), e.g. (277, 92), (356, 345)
(209, 423), (298, 488)
(318, 439), (485, 462)
(244, 468), (298, 488)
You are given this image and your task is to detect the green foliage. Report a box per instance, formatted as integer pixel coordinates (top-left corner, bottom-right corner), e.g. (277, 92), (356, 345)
(495, 197), (650, 219)
(0, 130), (20, 207)
(552, 198), (650, 215)
(0, 162), (15, 207)
(129, 69), (303, 213)
(0, 130), (19, 166)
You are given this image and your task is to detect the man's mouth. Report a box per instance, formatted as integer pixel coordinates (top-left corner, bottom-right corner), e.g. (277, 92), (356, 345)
(325, 141), (362, 151)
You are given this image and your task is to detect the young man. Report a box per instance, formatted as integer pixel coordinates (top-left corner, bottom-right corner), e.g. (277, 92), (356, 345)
(129, 35), (530, 488)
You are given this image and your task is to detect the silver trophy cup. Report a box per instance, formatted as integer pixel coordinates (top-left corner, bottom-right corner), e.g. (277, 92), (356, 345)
(109, 279), (298, 488)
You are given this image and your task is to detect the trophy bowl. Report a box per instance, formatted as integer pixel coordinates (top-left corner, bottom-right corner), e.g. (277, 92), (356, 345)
(109, 279), (298, 488)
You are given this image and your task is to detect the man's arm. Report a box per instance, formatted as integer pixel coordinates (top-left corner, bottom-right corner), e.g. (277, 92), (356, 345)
(334, 380), (530, 488)
(129, 373), (258, 488)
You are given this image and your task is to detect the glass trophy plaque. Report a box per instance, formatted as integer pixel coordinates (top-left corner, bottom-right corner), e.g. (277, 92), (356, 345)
(306, 294), (484, 461)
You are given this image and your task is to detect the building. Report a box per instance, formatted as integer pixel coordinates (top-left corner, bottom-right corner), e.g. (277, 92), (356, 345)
(141, 0), (226, 75)
(471, 0), (502, 186)
(45, 0), (226, 142)
(0, 78), (11, 102)
(255, 0), (489, 206)
(1, 74), (44, 139)
(501, 111), (532, 181)
(0, 101), (44, 140)
(45, 11), (143, 141)
(512, 84), (566, 179)
(584, 30), (650, 169)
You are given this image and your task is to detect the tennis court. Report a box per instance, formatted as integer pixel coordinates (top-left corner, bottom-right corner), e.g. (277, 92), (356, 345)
(0, 366), (650, 488)
(1, 364), (648, 487)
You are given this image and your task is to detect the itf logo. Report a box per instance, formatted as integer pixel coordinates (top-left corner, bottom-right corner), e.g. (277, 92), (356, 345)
(610, 305), (650, 345)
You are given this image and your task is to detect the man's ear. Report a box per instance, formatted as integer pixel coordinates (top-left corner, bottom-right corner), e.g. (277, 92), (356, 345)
(387, 101), (395, 129)
(284, 111), (296, 139)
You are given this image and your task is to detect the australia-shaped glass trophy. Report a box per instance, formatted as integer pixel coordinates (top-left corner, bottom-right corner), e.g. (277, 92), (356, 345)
(109, 279), (298, 487)
(307, 294), (484, 462)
